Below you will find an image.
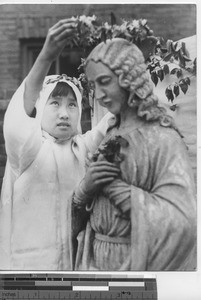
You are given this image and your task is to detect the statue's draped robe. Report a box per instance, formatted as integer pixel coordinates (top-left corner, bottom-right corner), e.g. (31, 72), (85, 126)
(74, 120), (196, 271)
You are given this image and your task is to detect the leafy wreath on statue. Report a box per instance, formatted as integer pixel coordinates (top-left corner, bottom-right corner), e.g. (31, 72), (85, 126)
(65, 14), (196, 111)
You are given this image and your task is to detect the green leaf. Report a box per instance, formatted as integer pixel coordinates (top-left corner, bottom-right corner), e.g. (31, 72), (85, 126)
(151, 71), (158, 86)
(178, 52), (186, 68)
(165, 87), (174, 102)
(110, 12), (117, 25)
(179, 80), (188, 94)
(173, 84), (180, 97)
(147, 63), (155, 73)
(170, 68), (178, 75)
(181, 42), (190, 57)
(193, 58), (197, 75)
(163, 52), (173, 62)
(176, 69), (183, 78)
(170, 104), (178, 111)
(163, 64), (169, 75)
(72, 38), (79, 47)
(170, 41), (176, 53)
(159, 37), (165, 45)
(173, 41), (179, 52)
(182, 55), (192, 62)
(184, 77), (191, 85)
(160, 48), (168, 54)
(157, 69), (164, 81)
(166, 40), (173, 53)
(100, 28), (107, 42)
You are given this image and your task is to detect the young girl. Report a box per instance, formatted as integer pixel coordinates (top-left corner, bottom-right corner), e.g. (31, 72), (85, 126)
(0, 20), (118, 270)
(73, 38), (196, 271)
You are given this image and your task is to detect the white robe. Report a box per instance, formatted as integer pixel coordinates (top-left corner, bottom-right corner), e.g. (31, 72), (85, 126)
(0, 77), (111, 270)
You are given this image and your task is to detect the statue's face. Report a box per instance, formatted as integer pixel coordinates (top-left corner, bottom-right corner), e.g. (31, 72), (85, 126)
(86, 60), (129, 115)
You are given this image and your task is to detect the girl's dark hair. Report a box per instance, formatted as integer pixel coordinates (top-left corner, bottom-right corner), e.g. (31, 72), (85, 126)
(50, 82), (76, 99)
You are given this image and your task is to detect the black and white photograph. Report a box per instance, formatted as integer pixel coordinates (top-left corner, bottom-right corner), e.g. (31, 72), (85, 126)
(0, 2), (199, 298)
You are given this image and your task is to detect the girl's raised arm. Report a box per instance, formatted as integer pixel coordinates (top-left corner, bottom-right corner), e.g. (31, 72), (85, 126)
(24, 19), (77, 116)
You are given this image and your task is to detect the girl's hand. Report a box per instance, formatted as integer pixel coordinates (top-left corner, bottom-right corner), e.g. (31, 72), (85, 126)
(40, 19), (77, 62)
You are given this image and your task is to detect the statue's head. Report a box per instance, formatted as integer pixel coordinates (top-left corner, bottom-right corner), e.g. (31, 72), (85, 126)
(85, 38), (157, 109)
(85, 38), (180, 134)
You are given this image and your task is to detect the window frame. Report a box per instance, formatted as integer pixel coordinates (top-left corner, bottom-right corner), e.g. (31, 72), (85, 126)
(20, 38), (60, 79)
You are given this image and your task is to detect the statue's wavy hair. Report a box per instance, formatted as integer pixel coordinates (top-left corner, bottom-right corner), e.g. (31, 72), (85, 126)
(85, 38), (182, 135)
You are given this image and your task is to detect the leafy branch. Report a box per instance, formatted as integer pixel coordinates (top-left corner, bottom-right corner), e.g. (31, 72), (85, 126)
(67, 14), (157, 58)
(66, 14), (196, 109)
(165, 76), (191, 103)
(147, 38), (196, 102)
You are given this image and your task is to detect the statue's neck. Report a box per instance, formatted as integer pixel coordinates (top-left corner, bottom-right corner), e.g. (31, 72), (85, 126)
(119, 107), (141, 129)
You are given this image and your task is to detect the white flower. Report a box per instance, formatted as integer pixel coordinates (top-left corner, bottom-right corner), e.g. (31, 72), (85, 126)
(79, 15), (87, 23)
(141, 19), (147, 26)
(131, 20), (140, 28)
(119, 22), (127, 32)
(79, 15), (97, 27)
(103, 22), (112, 31)
(70, 16), (79, 22)
(90, 15), (97, 22)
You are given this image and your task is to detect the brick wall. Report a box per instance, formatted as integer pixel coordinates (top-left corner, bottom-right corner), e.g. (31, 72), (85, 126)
(0, 4), (196, 188)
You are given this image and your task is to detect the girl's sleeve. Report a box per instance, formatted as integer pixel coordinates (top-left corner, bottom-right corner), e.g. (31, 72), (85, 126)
(3, 79), (42, 176)
(104, 132), (196, 271)
(81, 112), (114, 154)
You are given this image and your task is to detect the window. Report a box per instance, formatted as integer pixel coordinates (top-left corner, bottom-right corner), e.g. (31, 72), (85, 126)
(20, 39), (91, 132)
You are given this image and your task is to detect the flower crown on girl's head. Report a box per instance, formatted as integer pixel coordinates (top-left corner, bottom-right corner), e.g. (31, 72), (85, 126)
(45, 74), (83, 95)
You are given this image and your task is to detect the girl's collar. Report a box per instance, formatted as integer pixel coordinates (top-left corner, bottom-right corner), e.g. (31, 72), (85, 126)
(42, 130), (73, 144)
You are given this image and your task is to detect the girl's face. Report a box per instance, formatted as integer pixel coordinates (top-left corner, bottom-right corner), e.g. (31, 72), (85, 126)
(86, 60), (129, 115)
(41, 88), (79, 140)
